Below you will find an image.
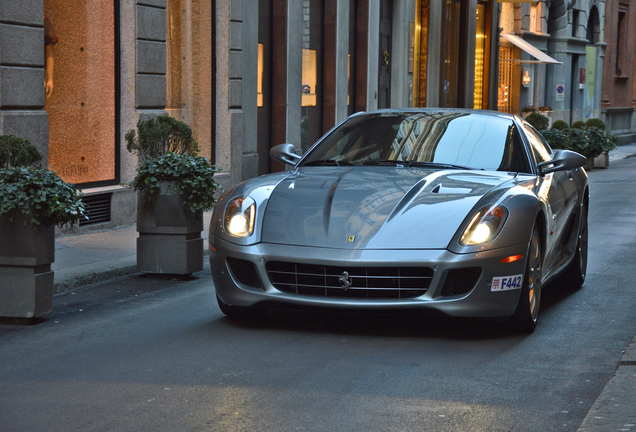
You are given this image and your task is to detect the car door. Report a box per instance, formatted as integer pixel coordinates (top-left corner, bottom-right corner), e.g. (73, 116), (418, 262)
(523, 124), (579, 272)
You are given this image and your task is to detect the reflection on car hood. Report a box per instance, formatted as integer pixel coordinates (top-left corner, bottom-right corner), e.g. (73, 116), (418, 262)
(260, 166), (512, 250)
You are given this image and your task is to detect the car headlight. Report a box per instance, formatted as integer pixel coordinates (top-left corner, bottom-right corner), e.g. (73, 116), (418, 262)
(224, 196), (256, 238)
(460, 205), (508, 246)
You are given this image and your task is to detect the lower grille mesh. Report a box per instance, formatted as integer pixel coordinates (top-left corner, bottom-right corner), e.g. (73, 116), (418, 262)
(226, 257), (262, 288)
(266, 261), (433, 299)
(440, 267), (482, 297)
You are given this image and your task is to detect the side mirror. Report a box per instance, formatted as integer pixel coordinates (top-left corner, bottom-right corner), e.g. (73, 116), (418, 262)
(270, 143), (301, 166)
(537, 149), (586, 175)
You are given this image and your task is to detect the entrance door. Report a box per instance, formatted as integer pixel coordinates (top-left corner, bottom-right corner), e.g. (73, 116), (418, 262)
(378, 0), (391, 108)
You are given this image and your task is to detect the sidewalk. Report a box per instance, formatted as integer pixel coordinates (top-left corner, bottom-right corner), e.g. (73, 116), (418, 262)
(52, 212), (212, 293)
(50, 143), (636, 431)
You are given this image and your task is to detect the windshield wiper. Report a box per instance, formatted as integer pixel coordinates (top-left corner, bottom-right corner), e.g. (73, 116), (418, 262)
(360, 160), (406, 166)
(403, 161), (473, 170)
(303, 159), (354, 166)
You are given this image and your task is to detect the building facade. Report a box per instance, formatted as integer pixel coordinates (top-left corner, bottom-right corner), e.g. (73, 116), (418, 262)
(2, 0), (623, 234)
(495, 0), (606, 130)
(601, 0), (636, 144)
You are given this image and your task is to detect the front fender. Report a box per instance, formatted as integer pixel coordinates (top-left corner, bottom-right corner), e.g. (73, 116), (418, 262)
(447, 179), (546, 255)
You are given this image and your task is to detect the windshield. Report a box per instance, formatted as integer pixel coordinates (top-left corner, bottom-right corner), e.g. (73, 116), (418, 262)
(301, 112), (530, 172)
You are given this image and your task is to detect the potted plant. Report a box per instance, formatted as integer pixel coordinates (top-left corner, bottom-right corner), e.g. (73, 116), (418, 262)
(585, 119), (616, 168)
(525, 112), (549, 131)
(537, 106), (553, 128)
(125, 116), (220, 275)
(0, 135), (85, 318)
(521, 106), (535, 119)
(540, 123), (617, 169)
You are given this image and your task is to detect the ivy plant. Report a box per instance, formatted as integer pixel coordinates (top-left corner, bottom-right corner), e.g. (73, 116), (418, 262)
(125, 117), (221, 217)
(0, 135), (86, 228)
(0, 166), (86, 228)
(128, 152), (220, 217)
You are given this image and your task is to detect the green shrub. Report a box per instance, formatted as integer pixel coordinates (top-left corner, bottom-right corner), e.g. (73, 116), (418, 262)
(128, 152), (220, 217)
(585, 118), (606, 130)
(572, 121), (586, 129)
(551, 120), (569, 131)
(586, 126), (617, 154)
(125, 117), (222, 218)
(125, 116), (200, 163)
(525, 112), (549, 131)
(540, 129), (567, 150)
(0, 135), (43, 168)
(0, 166), (86, 228)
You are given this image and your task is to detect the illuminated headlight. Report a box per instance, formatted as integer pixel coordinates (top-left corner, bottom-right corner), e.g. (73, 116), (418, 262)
(460, 206), (508, 246)
(224, 196), (256, 238)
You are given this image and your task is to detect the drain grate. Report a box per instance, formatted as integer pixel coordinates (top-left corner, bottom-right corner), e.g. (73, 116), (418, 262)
(80, 193), (112, 226)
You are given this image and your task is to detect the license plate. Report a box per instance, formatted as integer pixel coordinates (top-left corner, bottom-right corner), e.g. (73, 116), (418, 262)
(491, 274), (523, 292)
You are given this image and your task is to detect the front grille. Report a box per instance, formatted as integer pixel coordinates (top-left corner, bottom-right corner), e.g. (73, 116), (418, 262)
(226, 257), (262, 288)
(80, 193), (112, 226)
(440, 267), (482, 297)
(266, 261), (433, 299)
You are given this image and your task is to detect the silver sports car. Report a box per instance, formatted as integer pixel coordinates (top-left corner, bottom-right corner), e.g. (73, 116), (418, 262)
(209, 109), (589, 331)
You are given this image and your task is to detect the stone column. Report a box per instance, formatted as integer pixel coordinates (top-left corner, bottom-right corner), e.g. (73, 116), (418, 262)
(0, 0), (49, 161)
(135, 0), (167, 117)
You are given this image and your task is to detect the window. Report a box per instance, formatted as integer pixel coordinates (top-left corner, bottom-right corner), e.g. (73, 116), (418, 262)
(616, 5), (628, 76)
(44, 0), (117, 185)
(523, 124), (552, 164)
(474, 2), (488, 109)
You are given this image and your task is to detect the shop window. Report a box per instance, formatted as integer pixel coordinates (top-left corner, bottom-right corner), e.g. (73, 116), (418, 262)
(300, 0), (323, 152)
(166, 0), (214, 160)
(44, 0), (117, 185)
(302, 49), (318, 107)
(474, 2), (487, 109)
(258, 43), (264, 107)
(616, 5), (628, 77)
(440, 0), (460, 108)
(498, 47), (513, 113)
(414, 0), (430, 107)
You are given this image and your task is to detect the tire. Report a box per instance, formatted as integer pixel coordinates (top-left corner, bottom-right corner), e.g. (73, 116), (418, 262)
(561, 197), (588, 289)
(512, 227), (543, 333)
(216, 295), (263, 319)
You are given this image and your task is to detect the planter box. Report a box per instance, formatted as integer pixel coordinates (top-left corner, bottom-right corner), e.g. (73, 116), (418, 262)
(593, 151), (609, 169)
(0, 212), (55, 318)
(538, 111), (553, 129)
(136, 181), (203, 275)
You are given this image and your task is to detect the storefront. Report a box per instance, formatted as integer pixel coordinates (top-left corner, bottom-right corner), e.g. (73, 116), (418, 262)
(414, 0), (498, 110)
(44, 0), (118, 187)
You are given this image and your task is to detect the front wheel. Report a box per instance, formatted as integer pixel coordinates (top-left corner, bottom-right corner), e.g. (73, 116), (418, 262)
(561, 197), (588, 289)
(511, 227), (543, 333)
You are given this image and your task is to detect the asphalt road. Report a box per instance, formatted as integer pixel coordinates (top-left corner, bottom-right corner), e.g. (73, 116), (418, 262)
(2, 157), (636, 432)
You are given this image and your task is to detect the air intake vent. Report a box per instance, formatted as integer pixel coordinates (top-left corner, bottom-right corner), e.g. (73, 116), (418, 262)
(440, 267), (482, 297)
(80, 193), (112, 226)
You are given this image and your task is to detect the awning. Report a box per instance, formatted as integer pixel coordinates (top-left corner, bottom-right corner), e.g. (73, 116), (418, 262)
(500, 33), (562, 65)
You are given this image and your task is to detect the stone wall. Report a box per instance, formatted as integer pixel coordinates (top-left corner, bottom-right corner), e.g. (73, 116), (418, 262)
(0, 0), (49, 161)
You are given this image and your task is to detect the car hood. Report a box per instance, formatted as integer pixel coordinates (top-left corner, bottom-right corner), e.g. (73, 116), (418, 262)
(260, 167), (513, 250)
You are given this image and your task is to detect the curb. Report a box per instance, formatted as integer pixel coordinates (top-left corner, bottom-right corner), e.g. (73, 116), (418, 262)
(577, 337), (636, 431)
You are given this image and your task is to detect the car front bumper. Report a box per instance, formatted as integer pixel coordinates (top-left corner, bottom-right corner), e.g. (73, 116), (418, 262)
(209, 236), (529, 318)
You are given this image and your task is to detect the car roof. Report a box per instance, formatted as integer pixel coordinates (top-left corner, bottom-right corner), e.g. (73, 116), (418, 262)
(353, 108), (517, 121)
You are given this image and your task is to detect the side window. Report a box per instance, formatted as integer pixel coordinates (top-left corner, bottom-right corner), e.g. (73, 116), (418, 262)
(523, 124), (552, 164)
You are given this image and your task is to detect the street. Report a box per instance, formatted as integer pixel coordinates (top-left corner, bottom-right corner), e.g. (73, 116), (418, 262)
(2, 157), (636, 432)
